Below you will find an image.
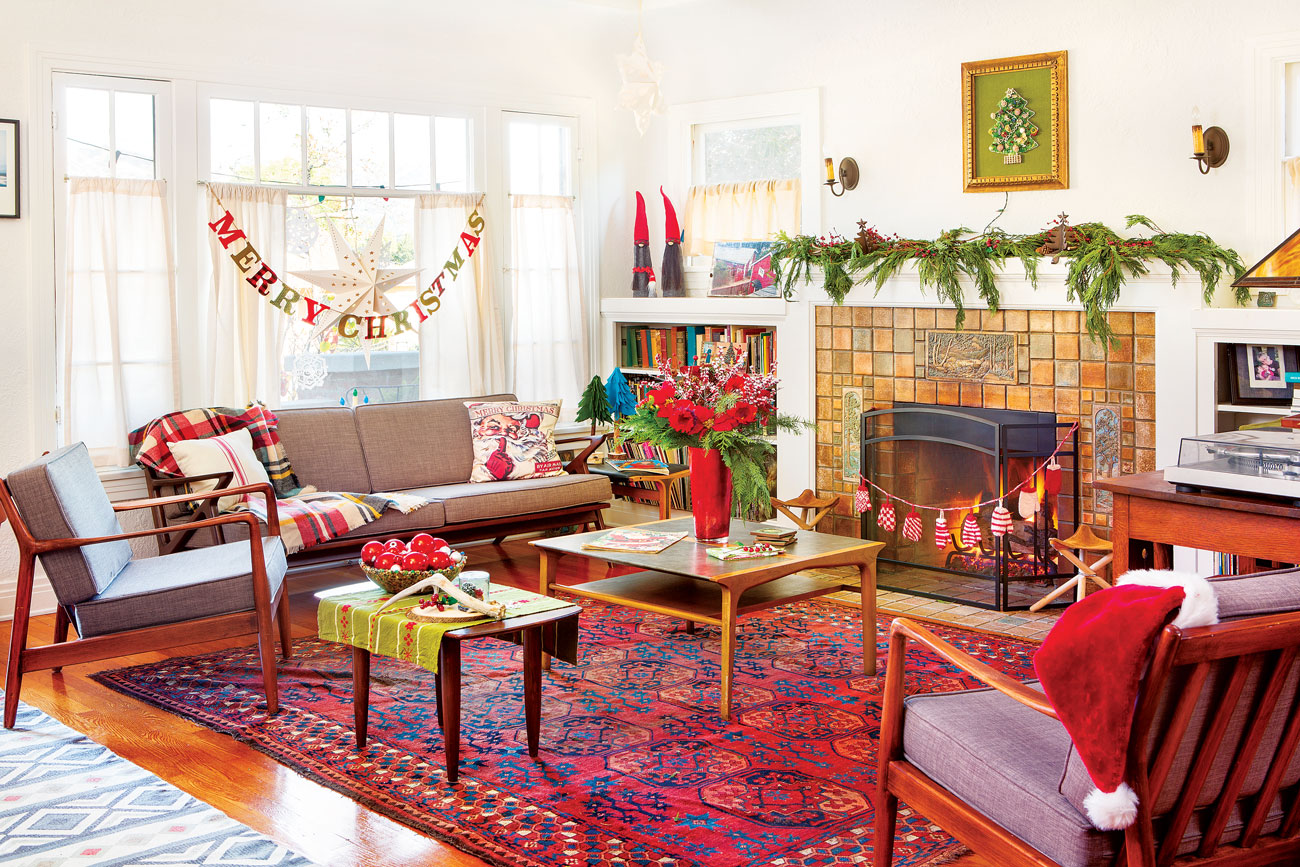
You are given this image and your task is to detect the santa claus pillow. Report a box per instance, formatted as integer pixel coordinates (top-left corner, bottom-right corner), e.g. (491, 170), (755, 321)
(464, 401), (565, 483)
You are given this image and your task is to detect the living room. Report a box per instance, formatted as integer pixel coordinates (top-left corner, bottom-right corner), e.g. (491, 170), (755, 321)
(2, 1), (1300, 865)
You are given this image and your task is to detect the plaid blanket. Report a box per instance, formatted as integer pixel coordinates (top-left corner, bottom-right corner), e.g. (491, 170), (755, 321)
(129, 405), (307, 498)
(242, 490), (431, 554)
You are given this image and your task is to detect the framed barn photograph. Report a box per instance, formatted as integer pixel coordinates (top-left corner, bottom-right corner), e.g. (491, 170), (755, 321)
(961, 51), (1068, 193)
(0, 119), (17, 218)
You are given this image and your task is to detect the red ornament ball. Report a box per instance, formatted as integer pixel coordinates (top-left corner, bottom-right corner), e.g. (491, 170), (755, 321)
(374, 552), (399, 570)
(383, 539), (406, 554)
(400, 550), (430, 571)
(408, 533), (438, 554)
(360, 541), (385, 565)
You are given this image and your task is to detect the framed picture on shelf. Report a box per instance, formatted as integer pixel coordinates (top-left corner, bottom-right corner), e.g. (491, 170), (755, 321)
(1229, 343), (1299, 404)
(0, 119), (18, 219)
(961, 51), (1068, 193)
(708, 241), (777, 297)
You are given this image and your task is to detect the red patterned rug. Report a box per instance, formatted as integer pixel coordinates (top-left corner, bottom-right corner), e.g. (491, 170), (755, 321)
(94, 598), (1038, 867)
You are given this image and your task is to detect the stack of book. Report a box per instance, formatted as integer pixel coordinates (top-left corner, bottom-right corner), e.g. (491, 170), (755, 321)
(1282, 372), (1300, 430)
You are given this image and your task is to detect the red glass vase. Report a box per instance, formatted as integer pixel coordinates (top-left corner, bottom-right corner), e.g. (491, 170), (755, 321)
(688, 447), (733, 542)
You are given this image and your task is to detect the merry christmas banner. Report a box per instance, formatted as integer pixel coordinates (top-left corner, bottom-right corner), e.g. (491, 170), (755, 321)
(204, 185), (485, 341)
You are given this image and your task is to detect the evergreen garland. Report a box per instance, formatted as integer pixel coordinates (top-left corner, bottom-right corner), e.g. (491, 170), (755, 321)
(769, 216), (1246, 344)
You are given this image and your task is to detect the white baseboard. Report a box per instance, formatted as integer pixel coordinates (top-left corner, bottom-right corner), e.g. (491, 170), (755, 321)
(0, 574), (58, 620)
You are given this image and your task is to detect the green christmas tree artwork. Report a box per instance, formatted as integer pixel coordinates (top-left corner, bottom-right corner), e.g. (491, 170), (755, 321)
(575, 375), (612, 435)
(988, 87), (1039, 165)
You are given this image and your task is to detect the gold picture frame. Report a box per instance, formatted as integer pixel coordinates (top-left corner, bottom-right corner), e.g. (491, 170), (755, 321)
(962, 51), (1069, 193)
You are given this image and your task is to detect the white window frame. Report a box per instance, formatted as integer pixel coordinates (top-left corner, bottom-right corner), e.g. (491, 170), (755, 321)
(52, 72), (175, 446)
(1252, 35), (1300, 244)
(668, 89), (821, 268)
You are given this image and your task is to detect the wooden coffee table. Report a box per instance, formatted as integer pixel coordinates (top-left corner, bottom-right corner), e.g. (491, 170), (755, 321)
(531, 517), (884, 719)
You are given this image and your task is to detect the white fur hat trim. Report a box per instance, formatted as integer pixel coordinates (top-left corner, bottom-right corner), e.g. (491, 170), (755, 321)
(1116, 569), (1219, 629)
(1084, 783), (1139, 830)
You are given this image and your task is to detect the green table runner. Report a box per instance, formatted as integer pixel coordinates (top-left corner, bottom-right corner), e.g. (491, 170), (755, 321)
(317, 584), (578, 673)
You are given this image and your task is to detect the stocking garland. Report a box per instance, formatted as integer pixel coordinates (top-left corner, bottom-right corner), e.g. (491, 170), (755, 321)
(991, 504), (1013, 537)
(855, 477), (871, 514)
(877, 498), (896, 532)
(902, 509), (923, 542)
(961, 513), (982, 548)
(1044, 460), (1063, 497)
(1018, 488), (1040, 517)
(934, 512), (949, 549)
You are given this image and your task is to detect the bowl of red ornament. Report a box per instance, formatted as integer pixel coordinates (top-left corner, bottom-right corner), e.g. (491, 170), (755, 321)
(358, 533), (466, 596)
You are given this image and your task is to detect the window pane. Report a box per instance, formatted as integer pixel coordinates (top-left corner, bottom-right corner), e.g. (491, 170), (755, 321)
(507, 120), (539, 194)
(508, 116), (571, 196)
(352, 110), (389, 187)
(305, 106), (346, 186)
(66, 86), (111, 176)
(113, 91), (155, 179)
(281, 195), (419, 407)
(702, 123), (800, 184)
(259, 102), (302, 184)
(435, 116), (469, 191)
(394, 114), (431, 189)
(210, 98), (254, 181)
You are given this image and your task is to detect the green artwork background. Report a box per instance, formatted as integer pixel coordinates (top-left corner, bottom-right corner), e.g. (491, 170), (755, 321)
(973, 68), (1053, 179)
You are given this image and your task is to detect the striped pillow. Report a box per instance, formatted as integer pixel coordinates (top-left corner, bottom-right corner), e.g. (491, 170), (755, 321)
(169, 428), (272, 512)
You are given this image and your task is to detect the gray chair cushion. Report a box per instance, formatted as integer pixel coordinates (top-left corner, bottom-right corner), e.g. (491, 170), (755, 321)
(355, 394), (516, 490)
(273, 407), (371, 493)
(1208, 568), (1300, 619)
(902, 683), (1112, 867)
(413, 474), (611, 524)
(72, 537), (287, 638)
(6, 443), (131, 605)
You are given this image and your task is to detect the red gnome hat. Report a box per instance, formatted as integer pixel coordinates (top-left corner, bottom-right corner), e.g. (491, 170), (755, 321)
(631, 191), (655, 297)
(1034, 572), (1218, 831)
(659, 186), (685, 297)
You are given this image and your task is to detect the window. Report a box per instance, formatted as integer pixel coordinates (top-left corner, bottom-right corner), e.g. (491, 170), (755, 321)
(203, 94), (475, 407)
(505, 112), (589, 416)
(207, 96), (471, 191)
(1285, 61), (1300, 233)
(672, 92), (818, 261)
(53, 73), (176, 465)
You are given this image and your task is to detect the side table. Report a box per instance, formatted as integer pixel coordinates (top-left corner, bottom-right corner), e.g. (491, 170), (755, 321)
(588, 462), (690, 520)
(317, 583), (581, 783)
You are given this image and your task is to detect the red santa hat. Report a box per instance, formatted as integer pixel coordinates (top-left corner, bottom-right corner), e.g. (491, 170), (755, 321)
(1034, 570), (1218, 831)
(634, 191), (650, 244)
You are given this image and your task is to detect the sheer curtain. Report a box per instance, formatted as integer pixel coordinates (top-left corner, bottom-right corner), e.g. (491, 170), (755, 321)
(682, 179), (802, 257)
(414, 193), (505, 397)
(64, 178), (179, 466)
(1285, 157), (1300, 234)
(509, 194), (589, 412)
(200, 183), (287, 407)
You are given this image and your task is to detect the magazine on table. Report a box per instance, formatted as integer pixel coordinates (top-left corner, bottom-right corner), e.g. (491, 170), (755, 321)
(606, 457), (672, 476)
(581, 527), (688, 553)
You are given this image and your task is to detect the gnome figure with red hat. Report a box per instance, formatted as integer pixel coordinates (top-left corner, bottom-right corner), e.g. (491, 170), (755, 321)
(632, 191), (656, 297)
(1035, 569), (1219, 830)
(660, 186), (685, 297)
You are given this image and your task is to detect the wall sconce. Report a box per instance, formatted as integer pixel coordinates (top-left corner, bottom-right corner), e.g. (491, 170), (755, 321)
(823, 156), (859, 196)
(1190, 110), (1229, 174)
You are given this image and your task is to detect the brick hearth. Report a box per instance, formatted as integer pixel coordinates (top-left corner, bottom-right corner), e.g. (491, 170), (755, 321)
(814, 306), (1156, 538)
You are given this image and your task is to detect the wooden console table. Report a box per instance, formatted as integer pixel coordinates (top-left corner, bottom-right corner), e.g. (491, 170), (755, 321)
(1095, 472), (1300, 576)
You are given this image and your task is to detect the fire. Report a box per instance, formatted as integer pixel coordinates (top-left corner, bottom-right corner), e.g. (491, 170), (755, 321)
(970, 495), (981, 515)
(1035, 472), (1046, 502)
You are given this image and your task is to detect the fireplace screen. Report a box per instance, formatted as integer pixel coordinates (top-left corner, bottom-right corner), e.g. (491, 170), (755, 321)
(860, 404), (1080, 610)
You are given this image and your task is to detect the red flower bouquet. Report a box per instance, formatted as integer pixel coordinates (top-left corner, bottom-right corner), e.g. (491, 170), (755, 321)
(621, 356), (809, 538)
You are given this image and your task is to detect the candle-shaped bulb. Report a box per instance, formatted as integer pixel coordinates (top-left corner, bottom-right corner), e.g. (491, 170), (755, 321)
(825, 157), (835, 182)
(1191, 106), (1205, 156)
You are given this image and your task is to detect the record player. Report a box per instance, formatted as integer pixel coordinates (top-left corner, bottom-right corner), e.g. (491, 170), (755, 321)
(1163, 428), (1300, 501)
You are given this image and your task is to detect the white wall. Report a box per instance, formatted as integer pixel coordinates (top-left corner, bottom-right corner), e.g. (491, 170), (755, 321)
(0, 0), (644, 615)
(620, 0), (1298, 278)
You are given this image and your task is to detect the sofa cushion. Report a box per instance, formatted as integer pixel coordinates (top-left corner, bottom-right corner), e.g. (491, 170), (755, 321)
(274, 407), (371, 493)
(355, 395), (516, 491)
(1208, 568), (1300, 619)
(6, 443), (132, 605)
(72, 538), (287, 638)
(903, 683), (1110, 867)
(411, 474), (611, 524)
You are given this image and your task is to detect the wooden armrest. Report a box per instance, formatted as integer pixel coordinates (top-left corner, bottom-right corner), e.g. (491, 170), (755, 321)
(147, 470), (235, 488)
(113, 482), (280, 530)
(36, 511), (264, 552)
(889, 618), (1057, 718)
(557, 433), (608, 475)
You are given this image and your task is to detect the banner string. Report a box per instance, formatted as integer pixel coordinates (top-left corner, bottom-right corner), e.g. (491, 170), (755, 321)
(861, 421), (1079, 513)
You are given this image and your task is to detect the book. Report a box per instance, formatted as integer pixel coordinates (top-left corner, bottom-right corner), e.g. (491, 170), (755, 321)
(581, 528), (688, 554)
(706, 542), (785, 561)
(606, 457), (673, 475)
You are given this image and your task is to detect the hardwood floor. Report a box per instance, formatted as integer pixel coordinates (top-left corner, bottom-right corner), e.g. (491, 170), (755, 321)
(1, 524), (995, 867)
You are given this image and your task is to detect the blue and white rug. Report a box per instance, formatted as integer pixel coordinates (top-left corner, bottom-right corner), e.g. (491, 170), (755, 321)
(0, 697), (315, 866)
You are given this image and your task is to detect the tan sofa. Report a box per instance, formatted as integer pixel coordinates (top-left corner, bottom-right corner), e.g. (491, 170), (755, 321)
(146, 394), (611, 560)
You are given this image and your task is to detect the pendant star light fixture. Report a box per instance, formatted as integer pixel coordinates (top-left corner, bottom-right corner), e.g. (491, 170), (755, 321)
(616, 0), (666, 135)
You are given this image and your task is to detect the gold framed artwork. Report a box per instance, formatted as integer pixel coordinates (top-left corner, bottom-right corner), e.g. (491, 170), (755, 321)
(962, 51), (1069, 193)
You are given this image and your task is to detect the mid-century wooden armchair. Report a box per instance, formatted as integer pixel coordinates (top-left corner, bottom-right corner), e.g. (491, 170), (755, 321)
(2, 443), (291, 729)
(874, 568), (1300, 867)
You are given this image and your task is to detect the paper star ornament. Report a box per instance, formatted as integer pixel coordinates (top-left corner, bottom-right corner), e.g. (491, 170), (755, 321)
(616, 34), (666, 136)
(290, 217), (420, 332)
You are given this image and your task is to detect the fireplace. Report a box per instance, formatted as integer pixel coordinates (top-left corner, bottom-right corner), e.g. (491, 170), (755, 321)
(860, 404), (1080, 610)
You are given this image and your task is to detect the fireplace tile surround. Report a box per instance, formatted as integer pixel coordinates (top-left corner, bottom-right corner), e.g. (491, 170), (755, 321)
(815, 305), (1156, 539)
